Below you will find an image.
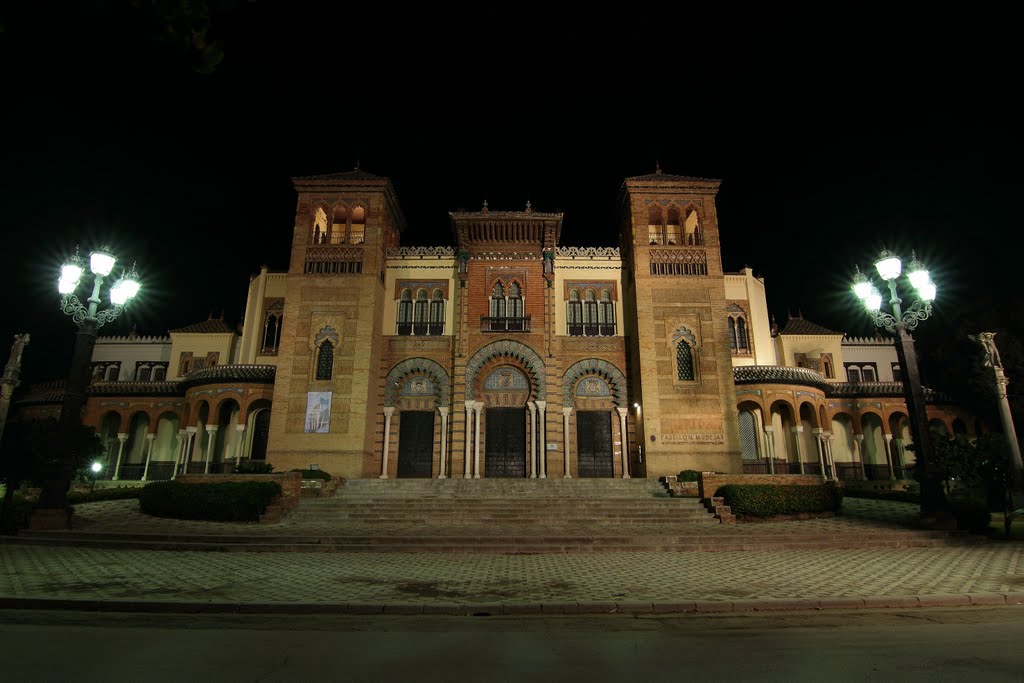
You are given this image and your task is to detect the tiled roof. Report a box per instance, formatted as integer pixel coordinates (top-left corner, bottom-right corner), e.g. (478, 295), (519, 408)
(170, 318), (236, 334)
(625, 172), (721, 183)
(179, 364), (276, 389)
(733, 366), (948, 402)
(778, 316), (842, 336)
(87, 381), (182, 396)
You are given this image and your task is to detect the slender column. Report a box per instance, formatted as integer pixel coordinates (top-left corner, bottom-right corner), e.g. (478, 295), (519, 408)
(112, 433), (128, 481)
(182, 427), (197, 475)
(527, 402), (537, 478)
(234, 424), (246, 466)
(616, 405), (630, 479)
(536, 401), (547, 479)
(172, 428), (186, 480)
(853, 434), (866, 480)
(473, 401), (483, 478)
(825, 433), (836, 480)
(813, 428), (826, 480)
(562, 406), (573, 479)
(141, 433), (156, 481)
(791, 426), (805, 474)
(204, 425), (218, 474)
(464, 401), (474, 479)
(380, 407), (394, 479)
(437, 406), (448, 479)
(764, 427), (775, 474)
(883, 433), (895, 480)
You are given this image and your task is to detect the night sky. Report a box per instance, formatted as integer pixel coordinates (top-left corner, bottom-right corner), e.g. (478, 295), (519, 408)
(1, 4), (1018, 390)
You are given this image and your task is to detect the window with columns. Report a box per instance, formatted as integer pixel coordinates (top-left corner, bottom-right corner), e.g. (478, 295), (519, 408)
(727, 305), (751, 355)
(397, 286), (445, 336)
(566, 285), (616, 336)
(262, 300), (283, 354)
(845, 362), (878, 382)
(673, 325), (699, 382)
(485, 280), (527, 331)
(315, 340), (334, 380)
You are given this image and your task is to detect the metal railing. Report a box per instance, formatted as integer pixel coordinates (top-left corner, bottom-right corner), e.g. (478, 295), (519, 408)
(567, 322), (616, 337)
(481, 316), (531, 332)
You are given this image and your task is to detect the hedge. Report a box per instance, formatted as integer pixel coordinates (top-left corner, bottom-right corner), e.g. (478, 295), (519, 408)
(677, 470), (700, 482)
(841, 487), (920, 504)
(715, 483), (843, 517)
(68, 487), (142, 504)
(291, 468), (332, 481)
(139, 481), (282, 522)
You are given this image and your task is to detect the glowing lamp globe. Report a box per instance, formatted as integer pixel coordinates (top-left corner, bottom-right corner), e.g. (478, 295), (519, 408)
(89, 249), (116, 277)
(874, 250), (902, 281)
(918, 282), (937, 302)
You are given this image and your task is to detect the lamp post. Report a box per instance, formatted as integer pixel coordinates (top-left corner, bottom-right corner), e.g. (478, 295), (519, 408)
(30, 247), (140, 529)
(851, 249), (946, 521)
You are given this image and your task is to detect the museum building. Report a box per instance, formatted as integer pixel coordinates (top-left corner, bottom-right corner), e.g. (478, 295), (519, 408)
(16, 169), (973, 482)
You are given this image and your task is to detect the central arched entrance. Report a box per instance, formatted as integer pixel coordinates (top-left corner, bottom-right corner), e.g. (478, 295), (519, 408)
(483, 366), (529, 478)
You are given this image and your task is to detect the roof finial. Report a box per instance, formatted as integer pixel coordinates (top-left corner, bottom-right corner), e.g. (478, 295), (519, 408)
(655, 160), (662, 175)
(482, 199), (489, 213)
(525, 199), (532, 213)
(354, 158), (360, 171)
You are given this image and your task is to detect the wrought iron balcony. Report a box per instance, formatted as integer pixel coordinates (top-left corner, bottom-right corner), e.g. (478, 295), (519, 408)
(481, 316), (531, 332)
(567, 322), (617, 337)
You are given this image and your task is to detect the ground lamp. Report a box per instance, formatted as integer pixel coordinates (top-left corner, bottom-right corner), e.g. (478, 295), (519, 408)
(851, 249), (945, 521)
(90, 461), (103, 493)
(30, 247), (140, 529)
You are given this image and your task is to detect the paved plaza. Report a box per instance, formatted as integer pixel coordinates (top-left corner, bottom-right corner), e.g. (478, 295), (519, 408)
(1, 497), (1023, 614)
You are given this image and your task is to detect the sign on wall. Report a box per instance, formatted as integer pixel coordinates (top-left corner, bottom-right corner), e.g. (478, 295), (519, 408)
(304, 392), (332, 433)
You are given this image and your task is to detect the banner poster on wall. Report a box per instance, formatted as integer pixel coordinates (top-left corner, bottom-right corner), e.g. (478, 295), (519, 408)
(304, 391), (332, 433)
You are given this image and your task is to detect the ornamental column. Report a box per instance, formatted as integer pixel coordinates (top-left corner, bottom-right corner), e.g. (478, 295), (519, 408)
(883, 433), (895, 480)
(172, 429), (186, 480)
(562, 406), (572, 479)
(234, 424), (246, 466)
(792, 426), (805, 474)
(527, 402), (538, 478)
(813, 427), (826, 480)
(112, 432), (128, 481)
(463, 401), (474, 479)
(616, 405), (630, 479)
(380, 407), (394, 479)
(183, 427), (197, 475)
(473, 402), (483, 478)
(204, 425), (218, 474)
(437, 406), (448, 479)
(852, 434), (866, 480)
(764, 426), (775, 474)
(141, 433), (156, 481)
(536, 401), (547, 479)
(824, 433), (836, 480)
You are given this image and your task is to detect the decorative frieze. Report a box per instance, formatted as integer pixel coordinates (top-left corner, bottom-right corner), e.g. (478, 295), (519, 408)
(387, 246), (455, 258)
(555, 246), (621, 259)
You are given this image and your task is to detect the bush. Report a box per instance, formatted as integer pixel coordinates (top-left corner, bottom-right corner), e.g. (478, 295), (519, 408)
(716, 483), (844, 517)
(139, 481), (282, 522)
(948, 490), (992, 534)
(677, 470), (700, 482)
(68, 487), (142, 504)
(292, 468), (332, 481)
(235, 460), (274, 474)
(841, 487), (920, 504)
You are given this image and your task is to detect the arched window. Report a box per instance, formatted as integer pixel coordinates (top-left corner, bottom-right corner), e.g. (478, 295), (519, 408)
(262, 302), (283, 354)
(312, 206), (329, 244)
(676, 340), (695, 381)
(728, 317), (737, 351)
(567, 289), (582, 336)
(648, 205), (663, 245)
(666, 206), (682, 245)
(137, 365), (151, 382)
(413, 289), (429, 335)
(508, 282), (524, 330)
(330, 206), (347, 244)
(397, 289), (413, 335)
(153, 366), (166, 381)
(684, 209), (701, 246)
(738, 411), (760, 460)
(822, 358), (834, 379)
(105, 365), (119, 381)
(429, 289), (445, 335)
(315, 340), (334, 380)
(599, 290), (615, 335)
(737, 318), (749, 352)
(862, 366), (876, 382)
(349, 206), (365, 244)
(490, 282), (506, 319)
(583, 289), (598, 335)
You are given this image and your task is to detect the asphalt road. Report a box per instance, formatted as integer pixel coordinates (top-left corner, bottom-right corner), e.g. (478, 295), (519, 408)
(2, 607), (1023, 682)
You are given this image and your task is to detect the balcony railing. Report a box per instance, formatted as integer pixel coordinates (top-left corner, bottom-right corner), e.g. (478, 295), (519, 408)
(481, 316), (531, 332)
(397, 322), (445, 336)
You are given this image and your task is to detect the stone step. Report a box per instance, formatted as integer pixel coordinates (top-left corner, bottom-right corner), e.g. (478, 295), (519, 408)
(4, 530), (981, 553)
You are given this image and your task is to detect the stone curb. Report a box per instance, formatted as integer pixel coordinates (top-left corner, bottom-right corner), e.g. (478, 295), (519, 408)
(0, 593), (1020, 615)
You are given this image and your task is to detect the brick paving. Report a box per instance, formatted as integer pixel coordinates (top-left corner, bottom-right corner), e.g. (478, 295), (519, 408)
(1, 497), (1022, 612)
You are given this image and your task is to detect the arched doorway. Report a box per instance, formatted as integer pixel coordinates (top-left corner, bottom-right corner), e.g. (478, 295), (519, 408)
(247, 399), (273, 461)
(396, 376), (437, 478)
(574, 376), (615, 478)
(482, 366), (529, 478)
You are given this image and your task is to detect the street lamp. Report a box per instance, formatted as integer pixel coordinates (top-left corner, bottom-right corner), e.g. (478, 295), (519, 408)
(31, 246), (140, 529)
(90, 461), (103, 494)
(851, 249), (947, 523)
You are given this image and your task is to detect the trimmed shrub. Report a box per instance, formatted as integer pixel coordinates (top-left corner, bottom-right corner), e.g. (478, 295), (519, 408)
(677, 470), (700, 482)
(139, 481), (282, 522)
(716, 483), (843, 517)
(68, 487), (142, 504)
(235, 460), (274, 474)
(292, 468), (332, 481)
(948, 491), (992, 534)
